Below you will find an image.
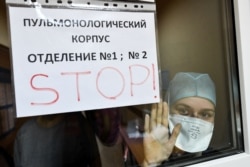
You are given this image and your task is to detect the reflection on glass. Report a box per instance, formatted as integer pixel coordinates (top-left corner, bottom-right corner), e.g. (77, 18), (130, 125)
(14, 112), (101, 167)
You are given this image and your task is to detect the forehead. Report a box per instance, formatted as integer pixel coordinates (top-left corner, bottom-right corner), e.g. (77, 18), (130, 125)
(172, 97), (215, 110)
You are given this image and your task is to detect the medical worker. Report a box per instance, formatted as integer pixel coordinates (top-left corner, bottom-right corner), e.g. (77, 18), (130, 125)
(143, 72), (216, 167)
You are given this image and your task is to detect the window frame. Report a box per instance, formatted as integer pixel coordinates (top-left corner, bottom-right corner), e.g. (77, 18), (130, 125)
(187, 0), (250, 166)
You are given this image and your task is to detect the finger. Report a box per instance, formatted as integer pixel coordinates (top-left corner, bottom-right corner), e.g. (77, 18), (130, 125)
(162, 101), (169, 127)
(151, 103), (157, 130)
(144, 114), (150, 133)
(164, 124), (181, 159)
(168, 124), (181, 145)
(156, 100), (163, 126)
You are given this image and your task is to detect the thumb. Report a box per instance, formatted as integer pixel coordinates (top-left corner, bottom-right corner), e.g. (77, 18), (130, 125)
(168, 124), (182, 149)
(163, 124), (182, 159)
(170, 124), (181, 141)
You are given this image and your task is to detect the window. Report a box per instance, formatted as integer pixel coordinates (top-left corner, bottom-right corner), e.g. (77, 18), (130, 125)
(2, 0), (250, 167)
(121, 0), (244, 166)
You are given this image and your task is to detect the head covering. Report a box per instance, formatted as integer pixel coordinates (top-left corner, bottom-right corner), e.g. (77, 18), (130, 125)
(167, 72), (216, 106)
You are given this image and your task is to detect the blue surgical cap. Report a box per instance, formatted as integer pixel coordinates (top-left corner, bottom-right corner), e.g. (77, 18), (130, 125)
(166, 72), (216, 106)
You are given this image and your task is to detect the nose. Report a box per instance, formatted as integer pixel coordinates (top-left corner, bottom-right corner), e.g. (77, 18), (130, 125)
(190, 112), (199, 118)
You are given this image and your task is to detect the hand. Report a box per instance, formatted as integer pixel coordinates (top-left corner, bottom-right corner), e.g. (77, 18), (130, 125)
(142, 101), (181, 167)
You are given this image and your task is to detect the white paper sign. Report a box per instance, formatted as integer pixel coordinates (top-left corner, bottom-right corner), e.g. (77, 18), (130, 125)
(8, 6), (160, 117)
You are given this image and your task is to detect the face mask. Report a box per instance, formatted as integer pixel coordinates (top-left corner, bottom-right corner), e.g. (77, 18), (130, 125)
(169, 114), (214, 153)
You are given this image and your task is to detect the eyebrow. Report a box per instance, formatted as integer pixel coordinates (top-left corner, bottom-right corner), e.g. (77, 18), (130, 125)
(174, 103), (215, 112)
(173, 103), (192, 110)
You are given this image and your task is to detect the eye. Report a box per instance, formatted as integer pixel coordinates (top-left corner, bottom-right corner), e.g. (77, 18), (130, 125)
(199, 111), (215, 120)
(176, 107), (190, 116)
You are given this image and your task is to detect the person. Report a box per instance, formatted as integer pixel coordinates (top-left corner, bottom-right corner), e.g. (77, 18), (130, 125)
(14, 112), (101, 167)
(0, 147), (14, 167)
(85, 108), (121, 147)
(142, 72), (216, 167)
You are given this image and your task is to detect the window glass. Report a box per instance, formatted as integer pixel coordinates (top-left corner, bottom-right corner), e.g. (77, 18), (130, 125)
(120, 0), (243, 166)
(0, 0), (243, 167)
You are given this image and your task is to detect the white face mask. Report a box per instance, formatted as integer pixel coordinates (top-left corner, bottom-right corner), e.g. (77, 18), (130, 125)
(169, 114), (214, 153)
